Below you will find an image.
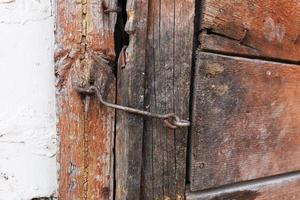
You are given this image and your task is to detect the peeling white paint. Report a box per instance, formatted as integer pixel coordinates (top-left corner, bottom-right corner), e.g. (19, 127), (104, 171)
(0, 0), (57, 199)
(0, 0), (15, 3)
(0, 0), (52, 24)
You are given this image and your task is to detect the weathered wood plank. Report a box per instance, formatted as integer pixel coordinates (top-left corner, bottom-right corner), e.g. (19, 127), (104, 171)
(55, 0), (117, 199)
(199, 0), (300, 61)
(85, 1), (117, 199)
(55, 1), (84, 199)
(115, 0), (149, 199)
(190, 52), (300, 191)
(174, 0), (195, 197)
(186, 172), (300, 200)
(86, 0), (117, 61)
(141, 0), (194, 199)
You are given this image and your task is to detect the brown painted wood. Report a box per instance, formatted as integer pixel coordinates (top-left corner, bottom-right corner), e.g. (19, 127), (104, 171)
(141, 0), (194, 199)
(186, 172), (300, 200)
(199, 0), (300, 62)
(190, 52), (300, 191)
(55, 0), (117, 199)
(115, 0), (149, 199)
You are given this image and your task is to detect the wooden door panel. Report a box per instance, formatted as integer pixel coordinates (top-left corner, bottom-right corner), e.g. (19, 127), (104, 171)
(187, 173), (300, 200)
(190, 52), (300, 191)
(199, 0), (300, 61)
(140, 0), (194, 199)
(115, 0), (149, 199)
(115, 0), (195, 199)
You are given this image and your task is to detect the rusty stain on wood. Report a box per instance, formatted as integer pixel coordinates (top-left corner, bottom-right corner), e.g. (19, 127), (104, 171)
(199, 0), (300, 62)
(190, 52), (300, 191)
(55, 0), (117, 199)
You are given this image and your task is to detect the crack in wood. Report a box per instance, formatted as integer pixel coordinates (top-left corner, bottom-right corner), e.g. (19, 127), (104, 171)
(203, 28), (259, 51)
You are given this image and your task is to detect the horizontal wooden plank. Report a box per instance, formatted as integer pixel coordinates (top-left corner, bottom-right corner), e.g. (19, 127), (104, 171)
(186, 172), (300, 200)
(190, 52), (300, 191)
(199, 0), (300, 61)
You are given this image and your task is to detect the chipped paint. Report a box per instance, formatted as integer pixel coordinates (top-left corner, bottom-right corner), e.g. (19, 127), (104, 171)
(213, 84), (229, 96)
(263, 17), (286, 43)
(205, 63), (224, 77)
(0, 0), (52, 24)
(0, 0), (15, 3)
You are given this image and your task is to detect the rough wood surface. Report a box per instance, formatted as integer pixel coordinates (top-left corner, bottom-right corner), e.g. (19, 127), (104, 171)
(115, 0), (149, 199)
(115, 0), (194, 199)
(141, 0), (194, 199)
(55, 0), (117, 199)
(190, 52), (300, 191)
(199, 0), (300, 62)
(186, 172), (300, 200)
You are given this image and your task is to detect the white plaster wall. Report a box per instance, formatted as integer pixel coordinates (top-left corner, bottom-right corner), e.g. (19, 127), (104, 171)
(0, 0), (57, 199)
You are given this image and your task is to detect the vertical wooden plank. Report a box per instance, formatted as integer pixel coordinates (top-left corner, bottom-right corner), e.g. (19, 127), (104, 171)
(141, 0), (194, 199)
(86, 0), (117, 61)
(55, 1), (84, 199)
(160, 1), (176, 198)
(55, 0), (117, 199)
(143, 0), (176, 199)
(141, 0), (156, 198)
(115, 0), (149, 199)
(174, 0), (195, 198)
(85, 1), (117, 199)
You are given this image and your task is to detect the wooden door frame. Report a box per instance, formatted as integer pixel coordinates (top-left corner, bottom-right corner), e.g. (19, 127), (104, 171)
(55, 0), (117, 199)
(55, 0), (195, 199)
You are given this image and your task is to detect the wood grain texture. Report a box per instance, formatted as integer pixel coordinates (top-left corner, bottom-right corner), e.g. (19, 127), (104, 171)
(115, 0), (149, 199)
(199, 0), (300, 61)
(55, 0), (117, 199)
(190, 52), (300, 191)
(141, 0), (194, 199)
(186, 172), (300, 200)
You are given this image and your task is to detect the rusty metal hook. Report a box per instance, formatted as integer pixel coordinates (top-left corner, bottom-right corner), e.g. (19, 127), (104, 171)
(75, 86), (190, 129)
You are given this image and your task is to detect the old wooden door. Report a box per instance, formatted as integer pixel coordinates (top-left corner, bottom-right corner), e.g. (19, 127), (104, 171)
(55, 0), (300, 199)
(187, 0), (300, 199)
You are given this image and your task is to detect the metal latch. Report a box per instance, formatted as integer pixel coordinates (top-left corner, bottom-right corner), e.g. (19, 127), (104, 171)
(73, 54), (190, 129)
(75, 85), (190, 129)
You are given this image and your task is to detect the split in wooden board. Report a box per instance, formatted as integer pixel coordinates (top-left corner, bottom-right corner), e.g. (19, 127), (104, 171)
(199, 0), (300, 62)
